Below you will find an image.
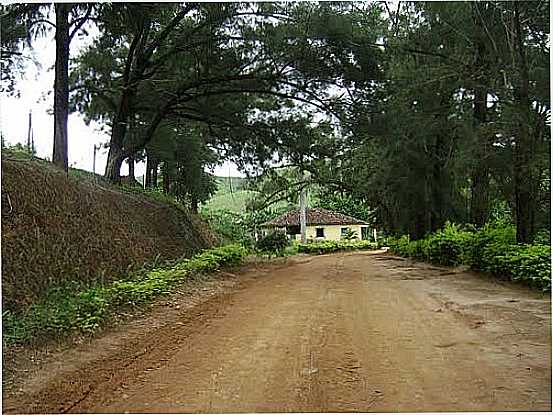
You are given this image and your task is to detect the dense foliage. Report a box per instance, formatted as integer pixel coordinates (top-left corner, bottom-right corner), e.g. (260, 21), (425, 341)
(297, 240), (378, 255)
(256, 231), (289, 256)
(314, 193), (373, 224)
(2, 2), (550, 292)
(2, 244), (247, 345)
(389, 223), (551, 291)
(201, 206), (290, 247)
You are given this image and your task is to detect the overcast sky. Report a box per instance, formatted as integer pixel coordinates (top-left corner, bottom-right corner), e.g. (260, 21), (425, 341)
(1, 30), (244, 179)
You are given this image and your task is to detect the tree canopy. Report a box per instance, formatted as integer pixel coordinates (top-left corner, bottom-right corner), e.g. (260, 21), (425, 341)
(3, 1), (549, 243)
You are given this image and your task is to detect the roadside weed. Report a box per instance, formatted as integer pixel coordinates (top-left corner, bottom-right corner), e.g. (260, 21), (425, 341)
(2, 245), (247, 346)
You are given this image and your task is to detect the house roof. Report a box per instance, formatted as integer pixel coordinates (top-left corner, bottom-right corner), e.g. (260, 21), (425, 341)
(262, 207), (368, 227)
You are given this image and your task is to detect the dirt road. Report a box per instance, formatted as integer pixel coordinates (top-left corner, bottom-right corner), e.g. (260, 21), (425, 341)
(3, 250), (551, 413)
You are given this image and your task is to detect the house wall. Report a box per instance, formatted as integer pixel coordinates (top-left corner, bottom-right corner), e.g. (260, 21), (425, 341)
(306, 224), (367, 241)
(263, 225), (373, 241)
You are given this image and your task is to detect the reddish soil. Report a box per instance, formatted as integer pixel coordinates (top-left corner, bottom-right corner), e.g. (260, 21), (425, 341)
(3, 250), (551, 413)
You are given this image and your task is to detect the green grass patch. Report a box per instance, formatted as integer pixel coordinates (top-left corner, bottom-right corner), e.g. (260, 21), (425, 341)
(2, 245), (247, 346)
(202, 190), (256, 213)
(297, 240), (378, 255)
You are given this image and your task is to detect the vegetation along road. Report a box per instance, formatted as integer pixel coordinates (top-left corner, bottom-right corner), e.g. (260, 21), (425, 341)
(4, 250), (550, 413)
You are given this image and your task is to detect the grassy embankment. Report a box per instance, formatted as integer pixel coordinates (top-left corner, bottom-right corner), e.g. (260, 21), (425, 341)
(3, 245), (247, 345)
(1, 150), (223, 346)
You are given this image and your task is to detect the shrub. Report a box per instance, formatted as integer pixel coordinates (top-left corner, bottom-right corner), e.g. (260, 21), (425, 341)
(389, 222), (551, 291)
(256, 231), (289, 256)
(2, 244), (247, 346)
(200, 209), (253, 246)
(297, 240), (377, 255)
(504, 244), (551, 290)
(342, 229), (359, 240)
(534, 230), (551, 245)
(389, 223), (473, 266)
(465, 221), (516, 270)
(476, 243), (550, 290)
(424, 223), (473, 266)
(388, 235), (411, 257)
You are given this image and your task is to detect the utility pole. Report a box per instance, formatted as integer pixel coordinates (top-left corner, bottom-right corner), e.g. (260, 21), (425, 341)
(93, 144), (100, 177)
(299, 170), (309, 243)
(26, 110), (32, 151)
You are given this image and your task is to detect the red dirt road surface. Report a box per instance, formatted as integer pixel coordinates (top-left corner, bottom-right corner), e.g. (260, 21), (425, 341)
(3, 250), (551, 413)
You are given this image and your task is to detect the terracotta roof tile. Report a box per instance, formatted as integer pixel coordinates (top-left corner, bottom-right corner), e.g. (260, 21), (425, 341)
(262, 208), (368, 227)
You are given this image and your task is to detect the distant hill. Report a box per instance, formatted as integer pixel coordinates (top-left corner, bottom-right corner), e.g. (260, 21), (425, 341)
(214, 176), (249, 193)
(202, 176), (254, 213)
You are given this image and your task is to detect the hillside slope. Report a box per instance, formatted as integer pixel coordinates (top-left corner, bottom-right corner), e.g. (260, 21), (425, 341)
(202, 176), (253, 213)
(1, 156), (216, 311)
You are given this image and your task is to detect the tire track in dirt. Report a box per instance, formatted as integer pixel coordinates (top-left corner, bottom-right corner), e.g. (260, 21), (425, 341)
(3, 251), (551, 413)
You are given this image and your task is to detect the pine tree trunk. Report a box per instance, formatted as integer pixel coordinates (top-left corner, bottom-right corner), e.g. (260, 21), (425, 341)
(27, 111), (32, 151)
(162, 162), (170, 193)
(104, 60), (136, 182)
(470, 86), (490, 227)
(104, 144), (125, 184)
(52, 3), (70, 172)
(145, 155), (153, 188)
(151, 161), (158, 188)
(128, 156), (135, 180)
(299, 172), (307, 243)
(469, 11), (491, 227)
(190, 198), (199, 213)
(413, 181), (428, 240)
(513, 2), (534, 243)
(429, 133), (447, 233)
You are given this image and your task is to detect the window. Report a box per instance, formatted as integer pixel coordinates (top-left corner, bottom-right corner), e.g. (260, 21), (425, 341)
(288, 225), (300, 235)
(316, 227), (325, 238)
(341, 227), (349, 237)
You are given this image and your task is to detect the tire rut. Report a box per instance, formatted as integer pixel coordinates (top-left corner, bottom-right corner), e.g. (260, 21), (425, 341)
(3, 251), (550, 413)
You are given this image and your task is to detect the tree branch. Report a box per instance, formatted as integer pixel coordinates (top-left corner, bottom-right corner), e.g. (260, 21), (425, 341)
(69, 4), (93, 41)
(28, 18), (56, 30)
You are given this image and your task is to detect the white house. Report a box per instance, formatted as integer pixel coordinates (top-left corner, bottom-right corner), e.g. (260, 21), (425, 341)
(262, 207), (374, 241)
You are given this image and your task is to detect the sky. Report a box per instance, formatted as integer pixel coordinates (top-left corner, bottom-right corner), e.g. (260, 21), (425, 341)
(1, 30), (244, 179)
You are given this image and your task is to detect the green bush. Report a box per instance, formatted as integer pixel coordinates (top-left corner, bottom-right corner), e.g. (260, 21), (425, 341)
(390, 223), (474, 266)
(297, 240), (377, 255)
(200, 209), (253, 246)
(503, 244), (551, 290)
(476, 243), (550, 290)
(2, 244), (247, 346)
(464, 221), (515, 270)
(425, 223), (474, 266)
(342, 229), (359, 240)
(389, 222), (550, 291)
(388, 235), (411, 257)
(533, 230), (551, 245)
(256, 231), (289, 256)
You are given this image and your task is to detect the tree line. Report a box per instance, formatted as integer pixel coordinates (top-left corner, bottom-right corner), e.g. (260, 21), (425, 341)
(1, 2), (549, 243)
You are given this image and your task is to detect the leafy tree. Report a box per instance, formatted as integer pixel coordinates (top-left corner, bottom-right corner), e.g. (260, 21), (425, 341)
(0, 3), (45, 95)
(71, 2), (383, 182)
(1, 3), (95, 171)
(256, 231), (289, 257)
(311, 1), (549, 242)
(7, 1), (549, 245)
(168, 128), (218, 212)
(314, 193), (372, 224)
